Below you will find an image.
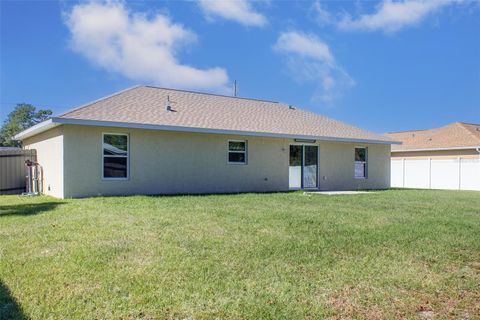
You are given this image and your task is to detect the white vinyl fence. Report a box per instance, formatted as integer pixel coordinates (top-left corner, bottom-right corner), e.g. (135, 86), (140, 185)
(391, 157), (480, 191)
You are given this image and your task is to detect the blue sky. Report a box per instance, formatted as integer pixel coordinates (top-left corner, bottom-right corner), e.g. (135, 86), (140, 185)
(1, 0), (479, 133)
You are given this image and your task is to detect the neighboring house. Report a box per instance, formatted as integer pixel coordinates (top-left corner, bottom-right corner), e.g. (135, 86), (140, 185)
(385, 122), (480, 191)
(14, 86), (397, 198)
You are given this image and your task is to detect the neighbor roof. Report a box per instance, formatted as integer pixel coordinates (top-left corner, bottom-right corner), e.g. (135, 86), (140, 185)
(385, 122), (480, 152)
(15, 86), (397, 144)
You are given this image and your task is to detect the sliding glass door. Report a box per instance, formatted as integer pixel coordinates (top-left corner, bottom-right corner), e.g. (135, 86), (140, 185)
(289, 146), (303, 189)
(289, 145), (318, 189)
(303, 146), (318, 188)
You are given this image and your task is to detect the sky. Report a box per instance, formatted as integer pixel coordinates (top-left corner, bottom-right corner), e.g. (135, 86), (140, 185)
(1, 0), (479, 134)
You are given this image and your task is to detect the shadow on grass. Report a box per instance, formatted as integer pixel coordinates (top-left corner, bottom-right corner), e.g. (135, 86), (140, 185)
(0, 280), (28, 320)
(78, 190), (300, 199)
(144, 190), (300, 198)
(0, 202), (64, 218)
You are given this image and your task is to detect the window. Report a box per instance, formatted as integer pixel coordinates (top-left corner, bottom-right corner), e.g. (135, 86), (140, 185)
(228, 140), (247, 164)
(103, 133), (128, 179)
(354, 147), (367, 179)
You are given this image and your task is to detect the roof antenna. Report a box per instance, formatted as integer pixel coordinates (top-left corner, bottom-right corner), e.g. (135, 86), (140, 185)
(233, 80), (238, 97)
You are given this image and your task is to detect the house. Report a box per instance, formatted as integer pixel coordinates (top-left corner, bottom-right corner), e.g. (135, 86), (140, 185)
(14, 86), (398, 198)
(385, 122), (480, 191)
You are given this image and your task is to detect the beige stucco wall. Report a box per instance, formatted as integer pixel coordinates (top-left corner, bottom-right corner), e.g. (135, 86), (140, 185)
(62, 125), (290, 198)
(392, 149), (479, 160)
(23, 127), (64, 198)
(23, 124), (391, 198)
(318, 142), (391, 191)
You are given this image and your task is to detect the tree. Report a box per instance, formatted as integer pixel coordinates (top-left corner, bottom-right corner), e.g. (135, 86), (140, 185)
(0, 103), (52, 147)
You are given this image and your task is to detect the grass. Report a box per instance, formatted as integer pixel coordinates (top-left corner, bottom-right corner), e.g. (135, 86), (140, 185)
(0, 189), (479, 319)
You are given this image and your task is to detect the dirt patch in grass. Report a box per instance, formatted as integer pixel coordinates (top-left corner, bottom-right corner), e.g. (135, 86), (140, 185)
(326, 284), (480, 319)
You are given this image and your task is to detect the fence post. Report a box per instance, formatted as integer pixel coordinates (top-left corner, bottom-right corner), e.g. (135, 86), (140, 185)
(458, 157), (462, 190)
(429, 158), (432, 189)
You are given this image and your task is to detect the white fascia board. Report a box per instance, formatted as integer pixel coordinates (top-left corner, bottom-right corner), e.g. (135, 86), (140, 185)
(13, 119), (60, 140)
(14, 116), (399, 145)
(53, 117), (399, 145)
(392, 146), (480, 152)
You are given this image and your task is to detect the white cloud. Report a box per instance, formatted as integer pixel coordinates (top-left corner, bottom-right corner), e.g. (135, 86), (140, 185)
(338, 0), (463, 33)
(311, 0), (333, 26)
(274, 31), (354, 106)
(275, 31), (334, 65)
(65, 1), (229, 92)
(198, 0), (267, 27)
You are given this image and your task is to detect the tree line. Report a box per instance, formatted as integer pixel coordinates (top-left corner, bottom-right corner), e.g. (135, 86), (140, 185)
(0, 104), (52, 147)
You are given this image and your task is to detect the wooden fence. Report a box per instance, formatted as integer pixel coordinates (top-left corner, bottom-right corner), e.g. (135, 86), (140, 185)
(0, 149), (37, 195)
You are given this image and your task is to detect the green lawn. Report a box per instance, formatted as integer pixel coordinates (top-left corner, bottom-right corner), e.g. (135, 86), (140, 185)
(1, 190), (479, 319)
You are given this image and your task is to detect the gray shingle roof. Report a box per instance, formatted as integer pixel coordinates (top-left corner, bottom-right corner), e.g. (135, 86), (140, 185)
(57, 85), (395, 144)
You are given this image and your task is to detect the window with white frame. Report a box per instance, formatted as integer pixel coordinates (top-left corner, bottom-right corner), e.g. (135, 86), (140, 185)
(354, 147), (367, 178)
(228, 140), (247, 164)
(103, 133), (129, 179)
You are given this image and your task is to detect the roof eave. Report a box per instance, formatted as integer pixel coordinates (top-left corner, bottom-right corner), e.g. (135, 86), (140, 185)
(13, 118), (61, 140)
(392, 146), (480, 152)
(15, 117), (399, 145)
(58, 117), (399, 145)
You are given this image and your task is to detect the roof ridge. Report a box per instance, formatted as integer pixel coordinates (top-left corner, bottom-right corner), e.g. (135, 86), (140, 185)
(386, 121), (477, 134)
(143, 85), (280, 104)
(58, 85), (142, 118)
(456, 122), (480, 143)
(386, 128), (431, 134)
(458, 121), (480, 126)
